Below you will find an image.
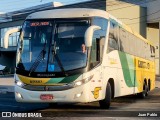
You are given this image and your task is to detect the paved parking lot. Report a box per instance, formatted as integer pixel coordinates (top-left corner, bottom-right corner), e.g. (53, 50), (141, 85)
(0, 75), (14, 85)
(0, 76), (14, 93)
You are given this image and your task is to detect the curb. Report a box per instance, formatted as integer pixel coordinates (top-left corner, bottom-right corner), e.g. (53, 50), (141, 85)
(0, 74), (14, 78)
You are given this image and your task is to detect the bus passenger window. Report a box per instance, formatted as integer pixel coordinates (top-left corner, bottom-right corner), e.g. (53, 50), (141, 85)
(108, 21), (119, 53)
(108, 37), (118, 53)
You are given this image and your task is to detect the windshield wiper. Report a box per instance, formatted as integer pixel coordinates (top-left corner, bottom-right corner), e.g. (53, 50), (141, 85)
(28, 43), (46, 76)
(51, 41), (68, 76)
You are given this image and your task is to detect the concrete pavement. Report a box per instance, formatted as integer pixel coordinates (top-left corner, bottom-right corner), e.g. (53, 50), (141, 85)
(0, 76), (14, 85)
(0, 76), (14, 93)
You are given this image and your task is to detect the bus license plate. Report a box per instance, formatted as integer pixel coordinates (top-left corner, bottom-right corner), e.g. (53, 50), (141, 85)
(40, 94), (53, 100)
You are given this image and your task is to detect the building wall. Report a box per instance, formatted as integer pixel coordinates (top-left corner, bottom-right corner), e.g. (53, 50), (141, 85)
(0, 20), (24, 28)
(106, 0), (146, 38)
(59, 0), (106, 10)
(146, 0), (160, 75)
(147, 24), (159, 75)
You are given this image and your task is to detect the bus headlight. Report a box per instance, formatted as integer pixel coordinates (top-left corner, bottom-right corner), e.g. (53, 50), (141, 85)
(73, 75), (93, 87)
(14, 74), (26, 87)
(15, 80), (26, 87)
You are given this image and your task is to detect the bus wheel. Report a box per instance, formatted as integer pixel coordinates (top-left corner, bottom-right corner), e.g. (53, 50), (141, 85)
(138, 82), (148, 98)
(99, 82), (111, 109)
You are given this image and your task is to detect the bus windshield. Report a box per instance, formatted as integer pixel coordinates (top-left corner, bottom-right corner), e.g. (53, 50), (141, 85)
(17, 19), (89, 73)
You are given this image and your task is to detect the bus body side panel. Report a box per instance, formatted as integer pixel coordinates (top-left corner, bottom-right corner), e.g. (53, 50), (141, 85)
(102, 50), (155, 98)
(87, 66), (104, 102)
(135, 57), (155, 92)
(103, 50), (137, 97)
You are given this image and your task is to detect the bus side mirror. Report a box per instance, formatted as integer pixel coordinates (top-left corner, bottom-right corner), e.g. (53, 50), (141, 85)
(85, 25), (101, 47)
(3, 28), (20, 49)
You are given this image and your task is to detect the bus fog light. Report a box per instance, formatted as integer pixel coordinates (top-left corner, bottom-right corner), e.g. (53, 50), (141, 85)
(75, 92), (83, 98)
(16, 92), (23, 99)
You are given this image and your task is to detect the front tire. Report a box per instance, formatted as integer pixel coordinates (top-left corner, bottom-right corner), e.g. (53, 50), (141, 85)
(99, 82), (111, 109)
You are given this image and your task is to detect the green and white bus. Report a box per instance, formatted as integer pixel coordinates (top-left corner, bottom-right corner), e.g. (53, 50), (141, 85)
(3, 8), (155, 108)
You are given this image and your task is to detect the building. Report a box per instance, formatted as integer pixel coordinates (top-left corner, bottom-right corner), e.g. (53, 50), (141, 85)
(0, 0), (159, 75)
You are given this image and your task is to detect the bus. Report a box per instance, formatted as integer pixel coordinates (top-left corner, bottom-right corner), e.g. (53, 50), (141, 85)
(3, 8), (155, 109)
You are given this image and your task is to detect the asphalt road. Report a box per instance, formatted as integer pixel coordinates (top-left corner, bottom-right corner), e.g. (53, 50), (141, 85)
(37, 87), (160, 118)
(0, 77), (160, 119)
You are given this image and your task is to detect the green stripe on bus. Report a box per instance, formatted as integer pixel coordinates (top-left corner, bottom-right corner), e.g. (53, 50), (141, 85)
(46, 77), (64, 84)
(118, 51), (137, 87)
(59, 74), (81, 83)
(46, 74), (81, 84)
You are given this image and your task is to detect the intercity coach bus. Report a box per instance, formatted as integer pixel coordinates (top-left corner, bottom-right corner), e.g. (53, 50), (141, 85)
(3, 8), (155, 109)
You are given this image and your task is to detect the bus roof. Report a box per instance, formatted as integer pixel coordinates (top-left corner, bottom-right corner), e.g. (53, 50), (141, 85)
(26, 8), (109, 20)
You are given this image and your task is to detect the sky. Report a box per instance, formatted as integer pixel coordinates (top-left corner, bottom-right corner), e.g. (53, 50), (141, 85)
(0, 0), (89, 13)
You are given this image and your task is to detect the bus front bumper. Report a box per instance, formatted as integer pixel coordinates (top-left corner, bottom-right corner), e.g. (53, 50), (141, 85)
(15, 84), (90, 103)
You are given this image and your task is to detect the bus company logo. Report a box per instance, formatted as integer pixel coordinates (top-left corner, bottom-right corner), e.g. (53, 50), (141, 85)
(2, 112), (11, 117)
(108, 57), (117, 64)
(37, 74), (55, 77)
(92, 87), (102, 99)
(138, 60), (150, 69)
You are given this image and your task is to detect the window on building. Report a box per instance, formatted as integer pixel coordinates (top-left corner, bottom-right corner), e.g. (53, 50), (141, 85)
(0, 26), (21, 47)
